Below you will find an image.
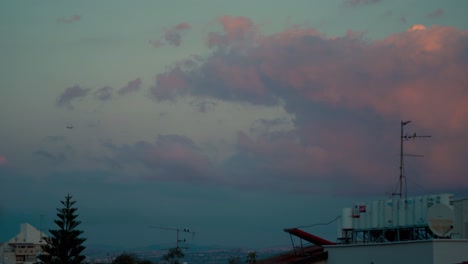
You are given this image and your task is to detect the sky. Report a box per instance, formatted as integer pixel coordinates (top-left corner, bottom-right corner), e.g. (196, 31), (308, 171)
(1, 0), (468, 250)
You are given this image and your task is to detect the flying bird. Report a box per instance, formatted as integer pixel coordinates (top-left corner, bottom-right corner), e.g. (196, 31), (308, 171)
(66, 123), (73, 129)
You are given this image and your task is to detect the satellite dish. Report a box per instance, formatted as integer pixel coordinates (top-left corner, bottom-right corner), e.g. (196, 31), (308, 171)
(427, 203), (454, 237)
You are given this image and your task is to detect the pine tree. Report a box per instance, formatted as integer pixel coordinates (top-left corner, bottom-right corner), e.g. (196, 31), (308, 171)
(39, 194), (87, 264)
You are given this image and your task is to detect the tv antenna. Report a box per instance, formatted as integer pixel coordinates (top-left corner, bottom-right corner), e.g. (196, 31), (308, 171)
(393, 120), (431, 199)
(148, 226), (195, 249)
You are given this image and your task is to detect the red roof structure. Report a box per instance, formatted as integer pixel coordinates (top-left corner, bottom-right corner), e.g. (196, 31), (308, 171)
(256, 228), (334, 264)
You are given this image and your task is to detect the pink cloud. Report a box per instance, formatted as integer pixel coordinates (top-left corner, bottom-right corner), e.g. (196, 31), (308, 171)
(207, 16), (260, 49)
(152, 21), (468, 193)
(426, 8), (444, 19)
(56, 15), (81, 23)
(0, 155), (8, 165)
(117, 78), (142, 96)
(151, 67), (190, 100)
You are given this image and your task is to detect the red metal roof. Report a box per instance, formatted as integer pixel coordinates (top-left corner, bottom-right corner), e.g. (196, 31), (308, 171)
(284, 228), (335, 246)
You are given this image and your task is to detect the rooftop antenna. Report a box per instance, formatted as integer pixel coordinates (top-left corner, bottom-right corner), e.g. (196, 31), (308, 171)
(148, 226), (195, 249)
(393, 120), (431, 199)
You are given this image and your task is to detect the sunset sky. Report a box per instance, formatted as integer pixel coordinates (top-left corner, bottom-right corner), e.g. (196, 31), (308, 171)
(1, 0), (468, 250)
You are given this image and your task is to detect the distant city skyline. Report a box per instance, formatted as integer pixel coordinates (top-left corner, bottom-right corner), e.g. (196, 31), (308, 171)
(1, 0), (468, 249)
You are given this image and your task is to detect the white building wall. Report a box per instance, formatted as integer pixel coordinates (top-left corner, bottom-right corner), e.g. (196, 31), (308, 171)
(325, 240), (468, 264)
(433, 240), (468, 264)
(454, 199), (468, 239)
(325, 241), (433, 264)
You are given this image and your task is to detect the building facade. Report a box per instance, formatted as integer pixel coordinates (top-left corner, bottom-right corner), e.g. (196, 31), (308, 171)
(0, 223), (47, 264)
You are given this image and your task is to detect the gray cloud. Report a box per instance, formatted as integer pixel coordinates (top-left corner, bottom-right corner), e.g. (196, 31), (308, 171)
(56, 85), (90, 109)
(94, 86), (113, 101)
(117, 78), (142, 96)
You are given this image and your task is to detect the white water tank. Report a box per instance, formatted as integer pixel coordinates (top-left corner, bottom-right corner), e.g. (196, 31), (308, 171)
(365, 203), (372, 229)
(371, 200), (379, 228)
(385, 199), (394, 227)
(336, 216), (343, 239)
(392, 198), (399, 227)
(341, 208), (353, 230)
(436, 193), (454, 208)
(406, 198), (415, 226)
(378, 200), (385, 228)
(358, 203), (367, 229)
(398, 199), (406, 227)
(421, 195), (429, 225)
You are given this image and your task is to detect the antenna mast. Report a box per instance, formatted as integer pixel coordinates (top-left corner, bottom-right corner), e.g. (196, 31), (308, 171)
(395, 120), (431, 199)
(148, 226), (195, 249)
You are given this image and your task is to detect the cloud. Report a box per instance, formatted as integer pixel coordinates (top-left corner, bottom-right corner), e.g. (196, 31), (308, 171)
(0, 155), (8, 165)
(190, 99), (217, 113)
(94, 86), (113, 101)
(117, 78), (142, 96)
(426, 8), (444, 19)
(34, 150), (67, 164)
(207, 16), (260, 49)
(149, 21), (468, 194)
(45, 136), (65, 143)
(56, 85), (90, 109)
(344, 0), (381, 7)
(400, 16), (407, 24)
(101, 135), (214, 182)
(149, 22), (191, 48)
(56, 15), (81, 24)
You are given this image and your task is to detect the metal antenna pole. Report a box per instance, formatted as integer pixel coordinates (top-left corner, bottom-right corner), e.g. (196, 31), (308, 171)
(396, 120), (431, 199)
(399, 121), (410, 198)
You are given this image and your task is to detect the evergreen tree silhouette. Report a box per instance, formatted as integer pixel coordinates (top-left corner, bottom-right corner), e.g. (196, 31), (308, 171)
(39, 194), (86, 264)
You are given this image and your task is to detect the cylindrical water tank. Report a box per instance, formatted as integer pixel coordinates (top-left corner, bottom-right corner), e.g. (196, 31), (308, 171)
(398, 199), (406, 227)
(392, 198), (399, 227)
(414, 196), (423, 225)
(371, 200), (379, 228)
(406, 198), (414, 226)
(378, 200), (385, 228)
(358, 203), (366, 229)
(385, 199), (394, 227)
(365, 203), (372, 229)
(341, 208), (353, 230)
(336, 216), (343, 239)
(420, 195), (429, 225)
(437, 193), (454, 208)
(353, 204), (361, 229)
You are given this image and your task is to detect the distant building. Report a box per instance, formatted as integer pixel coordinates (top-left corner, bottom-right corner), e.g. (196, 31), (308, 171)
(0, 223), (47, 264)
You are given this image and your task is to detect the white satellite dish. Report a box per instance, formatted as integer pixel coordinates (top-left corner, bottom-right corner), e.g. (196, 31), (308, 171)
(427, 203), (454, 237)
